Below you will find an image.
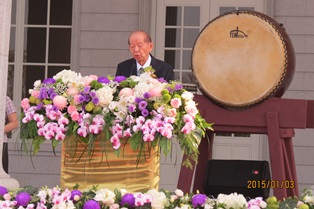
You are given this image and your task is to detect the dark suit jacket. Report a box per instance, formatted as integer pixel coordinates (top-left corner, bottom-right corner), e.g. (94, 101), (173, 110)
(116, 55), (174, 82)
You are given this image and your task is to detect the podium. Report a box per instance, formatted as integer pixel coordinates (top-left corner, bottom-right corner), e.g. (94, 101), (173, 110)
(60, 136), (160, 192)
(177, 95), (314, 200)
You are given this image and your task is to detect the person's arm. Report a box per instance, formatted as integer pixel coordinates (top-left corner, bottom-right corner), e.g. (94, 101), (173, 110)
(4, 112), (18, 133)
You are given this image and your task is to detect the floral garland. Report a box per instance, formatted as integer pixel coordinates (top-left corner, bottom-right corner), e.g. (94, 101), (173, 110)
(0, 185), (313, 209)
(19, 69), (213, 167)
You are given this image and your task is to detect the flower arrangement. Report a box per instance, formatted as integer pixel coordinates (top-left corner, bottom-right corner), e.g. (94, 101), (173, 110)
(0, 185), (313, 209)
(19, 69), (212, 167)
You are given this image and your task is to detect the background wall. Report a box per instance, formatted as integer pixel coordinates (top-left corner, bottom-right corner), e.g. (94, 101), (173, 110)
(274, 0), (314, 192)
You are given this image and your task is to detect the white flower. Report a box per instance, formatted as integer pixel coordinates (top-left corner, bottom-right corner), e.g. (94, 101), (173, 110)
(216, 193), (248, 209)
(96, 85), (115, 107)
(181, 91), (194, 101)
(133, 81), (154, 98)
(304, 195), (314, 204)
(175, 189), (184, 197)
(174, 205), (191, 209)
(146, 189), (168, 209)
(94, 188), (116, 206)
(204, 198), (216, 209)
(53, 69), (83, 84)
(51, 200), (75, 209)
(34, 80), (42, 88)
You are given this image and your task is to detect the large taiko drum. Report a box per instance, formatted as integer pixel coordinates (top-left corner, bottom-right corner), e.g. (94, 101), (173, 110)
(192, 10), (295, 109)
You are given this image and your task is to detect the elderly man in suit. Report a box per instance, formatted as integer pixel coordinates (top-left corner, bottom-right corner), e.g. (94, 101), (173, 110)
(116, 30), (174, 82)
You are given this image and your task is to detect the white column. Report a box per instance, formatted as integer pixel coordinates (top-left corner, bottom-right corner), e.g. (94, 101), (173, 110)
(0, 0), (19, 189)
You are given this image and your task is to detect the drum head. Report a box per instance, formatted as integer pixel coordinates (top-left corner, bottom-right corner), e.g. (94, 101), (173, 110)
(192, 10), (295, 109)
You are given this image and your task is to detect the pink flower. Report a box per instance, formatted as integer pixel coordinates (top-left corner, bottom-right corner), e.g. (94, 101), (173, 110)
(44, 130), (55, 140)
(77, 127), (87, 137)
(109, 204), (120, 209)
(58, 117), (69, 126)
(37, 121), (45, 128)
(170, 98), (182, 108)
(89, 125), (101, 134)
(21, 98), (30, 110)
(71, 111), (80, 121)
(55, 132), (66, 140)
(183, 114), (194, 123)
(148, 87), (163, 98)
(67, 105), (77, 114)
(122, 128), (132, 138)
(181, 122), (195, 134)
(34, 114), (44, 122)
(119, 87), (134, 97)
(167, 108), (177, 117)
(31, 90), (40, 98)
(181, 124), (192, 134)
(84, 75), (98, 86)
(161, 128), (172, 139)
(164, 117), (175, 124)
(37, 128), (45, 136)
(53, 95), (67, 110)
(143, 134), (154, 142)
(110, 135), (121, 150)
(74, 95), (80, 103)
(185, 101), (198, 117)
(66, 87), (78, 96)
(3, 193), (11, 200)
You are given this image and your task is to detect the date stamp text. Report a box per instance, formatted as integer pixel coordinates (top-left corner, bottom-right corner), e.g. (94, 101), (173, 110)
(247, 180), (295, 189)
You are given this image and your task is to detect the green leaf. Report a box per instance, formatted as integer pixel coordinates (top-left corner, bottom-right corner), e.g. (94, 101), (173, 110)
(279, 197), (298, 209)
(51, 139), (61, 156)
(32, 136), (46, 155)
(129, 132), (142, 151)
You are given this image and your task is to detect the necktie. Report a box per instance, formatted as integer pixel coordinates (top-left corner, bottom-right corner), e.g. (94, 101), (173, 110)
(138, 67), (144, 76)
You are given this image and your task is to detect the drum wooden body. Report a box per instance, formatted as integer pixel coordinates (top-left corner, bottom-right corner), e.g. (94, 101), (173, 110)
(192, 10), (295, 109)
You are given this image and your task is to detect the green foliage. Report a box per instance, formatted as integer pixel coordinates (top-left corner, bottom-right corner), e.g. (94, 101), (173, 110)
(279, 197), (298, 209)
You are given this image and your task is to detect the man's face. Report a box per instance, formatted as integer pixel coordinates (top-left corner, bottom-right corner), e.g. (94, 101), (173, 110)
(129, 32), (153, 66)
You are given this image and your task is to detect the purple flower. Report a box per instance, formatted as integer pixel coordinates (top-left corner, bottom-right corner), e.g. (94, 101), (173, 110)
(157, 77), (167, 83)
(92, 97), (99, 105)
(43, 78), (56, 84)
(191, 194), (207, 207)
(70, 189), (82, 202)
(84, 86), (91, 93)
(143, 92), (150, 99)
(120, 193), (135, 208)
(16, 192), (32, 207)
(128, 104), (136, 113)
(175, 84), (183, 90)
(51, 105), (59, 112)
(97, 76), (110, 84)
(84, 94), (90, 101)
(141, 109), (149, 117)
(138, 101), (147, 110)
(50, 92), (57, 100)
(38, 87), (48, 100)
(135, 97), (143, 104)
(113, 76), (126, 83)
(36, 102), (43, 110)
(47, 88), (55, 94)
(83, 200), (100, 209)
(90, 91), (96, 98)
(78, 95), (86, 103)
(0, 186), (8, 196)
(167, 87), (174, 93)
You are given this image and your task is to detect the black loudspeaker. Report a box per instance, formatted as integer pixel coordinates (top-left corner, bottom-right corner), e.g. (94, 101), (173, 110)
(204, 159), (271, 199)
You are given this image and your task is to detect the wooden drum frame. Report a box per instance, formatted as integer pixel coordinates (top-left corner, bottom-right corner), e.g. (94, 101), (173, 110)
(192, 10), (295, 109)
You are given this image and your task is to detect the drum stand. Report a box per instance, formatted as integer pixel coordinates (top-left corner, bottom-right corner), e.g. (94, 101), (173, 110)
(177, 95), (313, 200)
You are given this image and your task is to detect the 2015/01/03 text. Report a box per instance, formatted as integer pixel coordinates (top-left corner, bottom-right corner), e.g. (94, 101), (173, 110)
(247, 180), (294, 189)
